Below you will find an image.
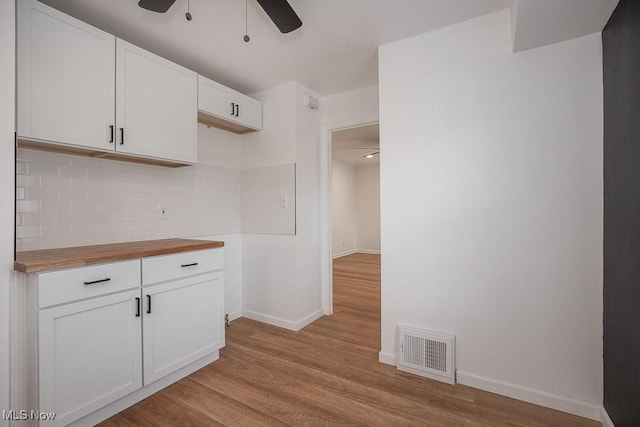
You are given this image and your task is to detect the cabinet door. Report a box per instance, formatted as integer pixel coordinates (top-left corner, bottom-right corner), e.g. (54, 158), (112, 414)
(116, 39), (197, 163)
(143, 272), (224, 385)
(234, 93), (263, 130)
(38, 289), (142, 426)
(17, 0), (116, 151)
(198, 75), (234, 120)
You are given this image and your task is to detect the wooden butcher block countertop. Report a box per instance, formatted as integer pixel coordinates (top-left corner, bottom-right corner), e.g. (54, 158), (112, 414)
(14, 238), (224, 273)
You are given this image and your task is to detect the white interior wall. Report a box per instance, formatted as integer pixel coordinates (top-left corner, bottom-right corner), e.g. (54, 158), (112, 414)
(331, 160), (357, 257)
(241, 83), (298, 326)
(293, 83), (323, 321)
(241, 164), (296, 235)
(355, 163), (380, 253)
(241, 82), (323, 330)
(0, 0), (15, 418)
(379, 10), (603, 419)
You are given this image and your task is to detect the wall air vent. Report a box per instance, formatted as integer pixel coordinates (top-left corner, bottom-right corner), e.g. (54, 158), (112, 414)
(397, 325), (456, 385)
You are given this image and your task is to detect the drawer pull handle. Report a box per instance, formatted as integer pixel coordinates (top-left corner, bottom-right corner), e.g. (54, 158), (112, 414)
(147, 294), (152, 314)
(135, 297), (141, 317)
(181, 262), (199, 268)
(83, 278), (111, 285)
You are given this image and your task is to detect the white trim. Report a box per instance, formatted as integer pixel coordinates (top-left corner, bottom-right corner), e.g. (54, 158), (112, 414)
(332, 249), (357, 259)
(601, 406), (616, 427)
(333, 249), (381, 259)
(69, 352), (219, 426)
(228, 311), (243, 321)
(242, 308), (324, 332)
(356, 249), (381, 255)
(378, 351), (396, 366)
(321, 118), (380, 316)
(456, 371), (602, 421)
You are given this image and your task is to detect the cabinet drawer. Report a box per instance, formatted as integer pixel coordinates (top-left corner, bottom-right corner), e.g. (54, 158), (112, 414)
(37, 260), (140, 308)
(142, 248), (223, 286)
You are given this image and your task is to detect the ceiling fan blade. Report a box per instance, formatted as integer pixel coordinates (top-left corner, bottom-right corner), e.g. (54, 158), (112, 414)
(256, 0), (302, 34)
(138, 0), (176, 13)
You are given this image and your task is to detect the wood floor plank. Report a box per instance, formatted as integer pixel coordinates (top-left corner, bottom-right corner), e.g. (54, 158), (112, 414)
(99, 253), (600, 427)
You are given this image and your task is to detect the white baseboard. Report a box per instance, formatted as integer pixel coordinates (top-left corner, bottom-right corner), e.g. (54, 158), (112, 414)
(357, 249), (381, 255)
(228, 311), (242, 321)
(333, 249), (357, 259)
(456, 371), (601, 421)
(601, 406), (616, 427)
(378, 351), (396, 366)
(333, 249), (381, 259)
(242, 308), (324, 332)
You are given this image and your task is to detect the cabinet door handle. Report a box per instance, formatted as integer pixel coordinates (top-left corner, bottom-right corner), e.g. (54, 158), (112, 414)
(146, 294), (151, 314)
(135, 297), (141, 317)
(83, 278), (111, 285)
(119, 127), (124, 145)
(109, 125), (114, 143)
(235, 103), (240, 117)
(181, 262), (199, 268)
(230, 102), (235, 116)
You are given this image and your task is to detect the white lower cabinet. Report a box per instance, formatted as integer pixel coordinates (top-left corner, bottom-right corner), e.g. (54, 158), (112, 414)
(38, 290), (142, 426)
(143, 272), (224, 385)
(26, 248), (224, 426)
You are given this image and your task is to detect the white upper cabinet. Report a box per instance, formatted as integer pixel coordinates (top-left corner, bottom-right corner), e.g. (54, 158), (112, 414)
(17, 0), (116, 151)
(116, 40), (197, 164)
(198, 75), (262, 133)
(17, 0), (198, 165)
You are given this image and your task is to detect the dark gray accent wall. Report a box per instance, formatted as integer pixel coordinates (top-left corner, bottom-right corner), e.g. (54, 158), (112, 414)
(603, 1), (640, 425)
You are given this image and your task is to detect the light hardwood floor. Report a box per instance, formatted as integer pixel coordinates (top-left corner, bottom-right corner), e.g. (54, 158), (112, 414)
(101, 253), (599, 426)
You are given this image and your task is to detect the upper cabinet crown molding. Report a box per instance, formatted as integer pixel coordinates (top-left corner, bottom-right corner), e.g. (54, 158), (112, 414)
(198, 75), (263, 134)
(17, 0), (198, 166)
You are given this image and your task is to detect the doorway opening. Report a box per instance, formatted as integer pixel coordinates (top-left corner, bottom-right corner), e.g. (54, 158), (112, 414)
(329, 123), (381, 335)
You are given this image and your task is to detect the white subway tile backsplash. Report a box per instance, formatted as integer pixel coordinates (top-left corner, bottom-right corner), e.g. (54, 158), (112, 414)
(41, 175), (70, 189)
(16, 225), (40, 239)
(16, 161), (28, 175)
(22, 212), (56, 226)
(40, 199), (71, 213)
(26, 186), (60, 200)
(16, 174), (40, 188)
(56, 211), (86, 224)
(70, 222), (95, 236)
(16, 187), (26, 200)
(41, 223), (72, 237)
(16, 147), (242, 251)
(16, 200), (40, 213)
(59, 188), (89, 201)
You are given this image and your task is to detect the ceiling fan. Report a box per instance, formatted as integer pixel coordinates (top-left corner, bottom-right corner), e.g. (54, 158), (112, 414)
(138, 0), (303, 34)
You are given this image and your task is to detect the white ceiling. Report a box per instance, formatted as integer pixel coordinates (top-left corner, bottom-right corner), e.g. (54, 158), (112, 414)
(512, 0), (618, 52)
(332, 124), (379, 166)
(41, 0), (511, 96)
(40, 0), (618, 96)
